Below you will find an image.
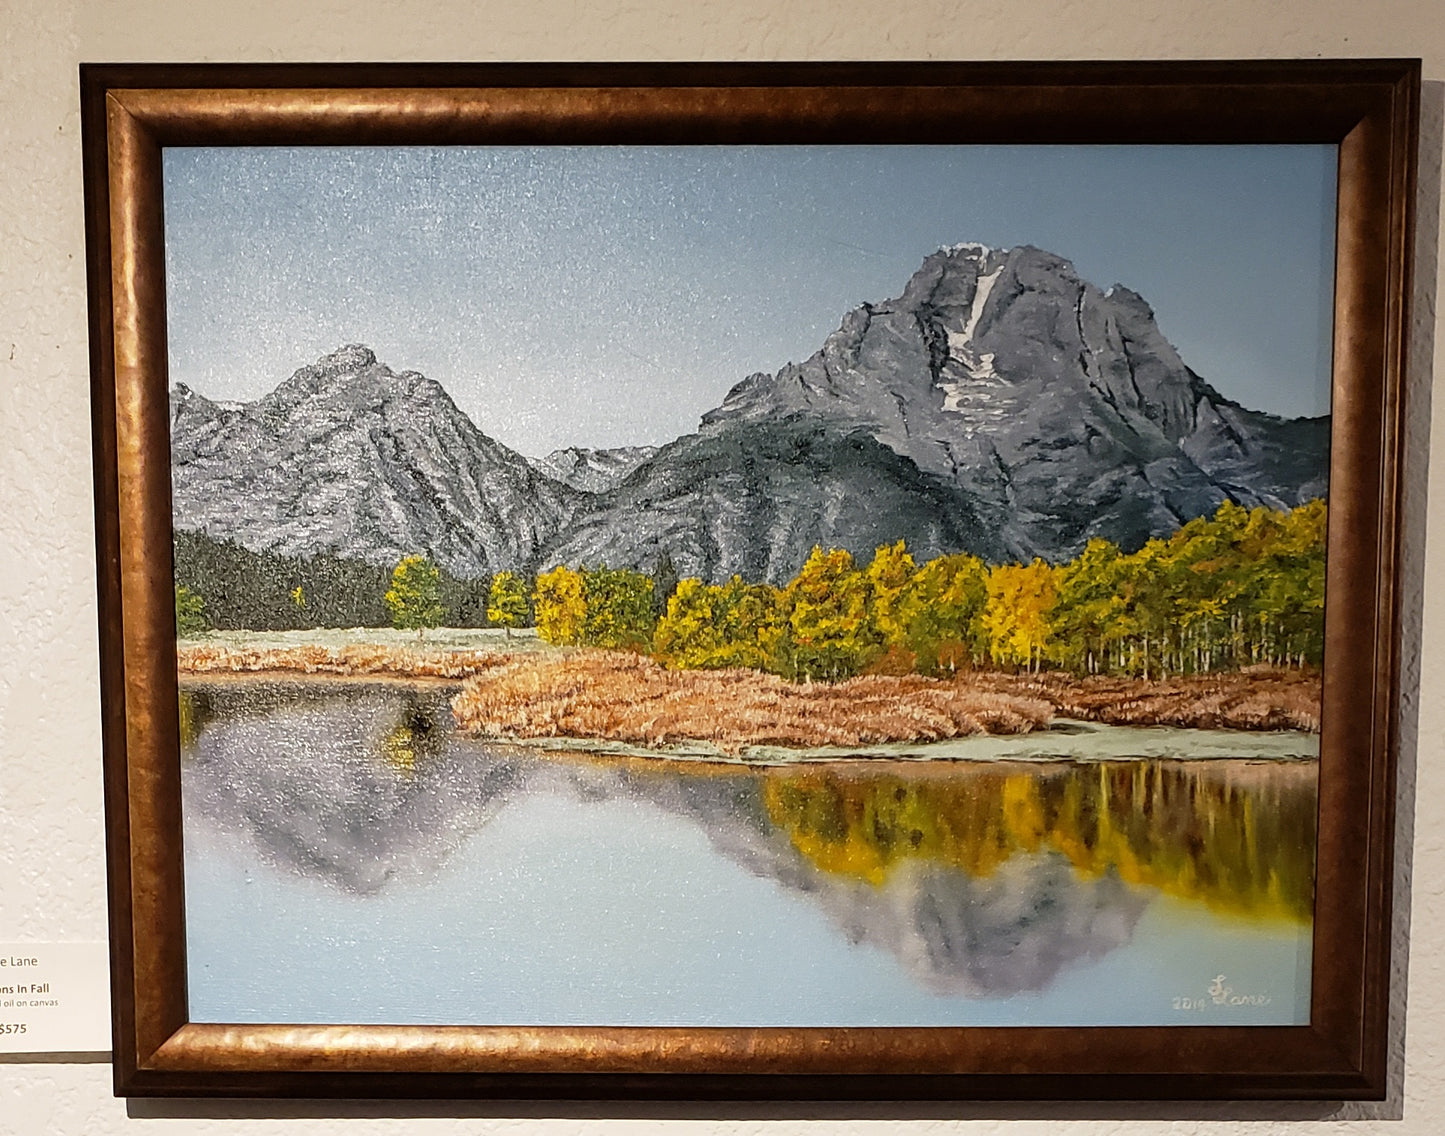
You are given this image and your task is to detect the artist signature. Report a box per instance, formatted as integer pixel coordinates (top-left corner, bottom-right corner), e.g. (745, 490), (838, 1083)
(1172, 974), (1272, 1012)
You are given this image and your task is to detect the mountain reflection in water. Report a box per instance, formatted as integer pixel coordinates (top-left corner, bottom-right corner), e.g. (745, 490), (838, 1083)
(180, 681), (1317, 1004)
(181, 682), (520, 894)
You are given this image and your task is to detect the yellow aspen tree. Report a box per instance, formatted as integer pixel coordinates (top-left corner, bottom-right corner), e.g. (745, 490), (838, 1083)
(532, 565), (586, 646)
(982, 559), (1059, 672)
(864, 540), (917, 649)
(384, 555), (444, 639)
(786, 546), (877, 681)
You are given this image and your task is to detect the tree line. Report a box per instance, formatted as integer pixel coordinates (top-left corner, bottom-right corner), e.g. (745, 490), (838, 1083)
(175, 499), (1324, 680)
(173, 529), (492, 633)
(532, 498), (1325, 680)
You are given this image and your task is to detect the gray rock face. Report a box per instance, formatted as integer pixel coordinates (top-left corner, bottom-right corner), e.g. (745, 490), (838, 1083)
(530, 445), (659, 493)
(541, 416), (1003, 584)
(696, 243), (1328, 563)
(170, 345), (579, 577)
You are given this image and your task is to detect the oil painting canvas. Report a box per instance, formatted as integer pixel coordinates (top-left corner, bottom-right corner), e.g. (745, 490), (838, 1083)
(164, 143), (1335, 1028)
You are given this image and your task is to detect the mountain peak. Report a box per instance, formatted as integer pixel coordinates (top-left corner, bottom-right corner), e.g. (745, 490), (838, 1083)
(260, 344), (407, 417)
(170, 347), (581, 577)
(692, 238), (1325, 565)
(892, 242), (1015, 313)
(940, 240), (997, 257)
(318, 344), (376, 370)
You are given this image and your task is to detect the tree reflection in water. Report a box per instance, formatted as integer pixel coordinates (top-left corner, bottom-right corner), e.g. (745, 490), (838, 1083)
(752, 761), (1314, 994)
(760, 761), (1317, 924)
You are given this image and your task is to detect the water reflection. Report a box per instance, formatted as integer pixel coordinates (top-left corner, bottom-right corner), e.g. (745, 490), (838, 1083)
(761, 762), (1317, 924)
(180, 681), (1317, 999)
(181, 682), (523, 894)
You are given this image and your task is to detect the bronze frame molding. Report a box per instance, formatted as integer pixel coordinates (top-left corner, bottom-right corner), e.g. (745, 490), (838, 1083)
(80, 59), (1419, 1100)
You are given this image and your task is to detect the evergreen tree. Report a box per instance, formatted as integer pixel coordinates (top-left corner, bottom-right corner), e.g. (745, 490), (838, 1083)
(652, 550), (681, 618)
(174, 584), (207, 638)
(436, 568), (492, 628)
(172, 529), (390, 630)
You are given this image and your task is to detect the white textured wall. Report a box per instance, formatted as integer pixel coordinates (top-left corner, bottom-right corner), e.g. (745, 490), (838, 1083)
(1, 0), (1441, 1130)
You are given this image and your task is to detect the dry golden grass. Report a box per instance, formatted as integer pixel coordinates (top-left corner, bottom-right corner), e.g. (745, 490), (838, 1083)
(969, 668), (1321, 732)
(183, 640), (1321, 746)
(450, 651), (1053, 753)
(177, 643), (512, 681)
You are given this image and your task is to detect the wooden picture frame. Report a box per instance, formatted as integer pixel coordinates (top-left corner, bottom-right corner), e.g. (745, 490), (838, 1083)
(81, 60), (1418, 1100)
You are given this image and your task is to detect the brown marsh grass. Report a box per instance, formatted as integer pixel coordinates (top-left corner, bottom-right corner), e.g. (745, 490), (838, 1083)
(177, 643), (512, 681)
(972, 668), (1321, 732)
(451, 651), (1053, 753)
(182, 642), (1321, 748)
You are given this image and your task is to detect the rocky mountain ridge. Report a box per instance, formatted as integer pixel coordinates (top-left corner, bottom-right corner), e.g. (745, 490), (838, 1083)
(170, 244), (1329, 583)
(529, 445), (660, 494)
(687, 243), (1326, 564)
(170, 345), (580, 578)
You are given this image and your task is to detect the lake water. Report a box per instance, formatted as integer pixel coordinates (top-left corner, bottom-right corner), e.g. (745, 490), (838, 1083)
(179, 679), (1317, 1027)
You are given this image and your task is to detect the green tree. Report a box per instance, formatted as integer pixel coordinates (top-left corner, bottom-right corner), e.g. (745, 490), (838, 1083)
(652, 550), (681, 618)
(174, 584), (207, 638)
(486, 570), (530, 639)
(1053, 538), (1131, 675)
(897, 552), (990, 675)
(438, 571), (492, 628)
(1240, 499), (1326, 668)
(172, 529), (391, 631)
(1038, 498), (1327, 678)
(384, 555), (444, 638)
(581, 566), (657, 649)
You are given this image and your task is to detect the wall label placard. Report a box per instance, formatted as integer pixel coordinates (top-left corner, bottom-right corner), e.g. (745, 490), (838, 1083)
(0, 942), (109, 1055)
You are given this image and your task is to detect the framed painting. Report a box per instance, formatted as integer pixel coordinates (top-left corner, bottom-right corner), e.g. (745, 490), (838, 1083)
(81, 60), (1417, 1098)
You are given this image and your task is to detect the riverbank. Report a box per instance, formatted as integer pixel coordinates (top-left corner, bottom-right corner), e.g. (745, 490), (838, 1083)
(176, 627), (543, 681)
(178, 641), (512, 681)
(449, 651), (1320, 755)
(178, 634), (1321, 751)
(476, 718), (1320, 766)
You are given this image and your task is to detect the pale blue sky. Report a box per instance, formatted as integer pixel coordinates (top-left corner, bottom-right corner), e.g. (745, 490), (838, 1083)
(163, 145), (1336, 456)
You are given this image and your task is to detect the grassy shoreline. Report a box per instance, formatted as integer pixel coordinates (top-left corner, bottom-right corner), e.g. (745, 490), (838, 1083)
(461, 718), (1321, 767)
(179, 632), (1320, 751)
(451, 651), (1054, 755)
